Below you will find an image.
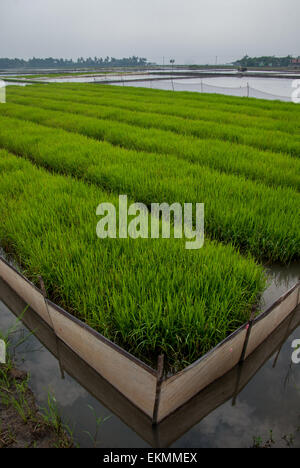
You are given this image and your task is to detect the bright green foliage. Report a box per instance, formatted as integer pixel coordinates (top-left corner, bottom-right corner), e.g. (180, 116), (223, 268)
(0, 84), (299, 367)
(9, 82), (300, 125)
(8, 85), (300, 154)
(1, 100), (299, 191)
(0, 116), (298, 263)
(0, 151), (265, 369)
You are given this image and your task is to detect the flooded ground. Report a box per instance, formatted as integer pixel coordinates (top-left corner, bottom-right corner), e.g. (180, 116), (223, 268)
(0, 262), (299, 448)
(2, 68), (299, 102)
(113, 76), (297, 102)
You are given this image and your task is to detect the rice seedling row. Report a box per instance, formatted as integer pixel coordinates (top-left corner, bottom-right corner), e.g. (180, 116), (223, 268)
(0, 149), (266, 370)
(10, 84), (300, 130)
(8, 85), (300, 136)
(0, 115), (299, 263)
(7, 90), (300, 160)
(1, 100), (299, 192)
(95, 83), (300, 116)
(48, 82), (300, 122)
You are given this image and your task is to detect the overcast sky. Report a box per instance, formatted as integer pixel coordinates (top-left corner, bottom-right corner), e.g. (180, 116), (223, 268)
(1, 0), (299, 64)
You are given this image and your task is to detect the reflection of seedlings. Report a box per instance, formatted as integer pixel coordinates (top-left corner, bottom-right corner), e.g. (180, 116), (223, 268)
(84, 404), (110, 448)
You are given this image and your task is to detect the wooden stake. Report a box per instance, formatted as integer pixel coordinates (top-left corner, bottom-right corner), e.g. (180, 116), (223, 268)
(152, 354), (164, 425)
(240, 307), (256, 363)
(232, 361), (244, 406)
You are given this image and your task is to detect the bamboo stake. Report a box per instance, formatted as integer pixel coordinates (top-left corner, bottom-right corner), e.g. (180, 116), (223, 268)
(240, 306), (256, 363)
(152, 354), (165, 425)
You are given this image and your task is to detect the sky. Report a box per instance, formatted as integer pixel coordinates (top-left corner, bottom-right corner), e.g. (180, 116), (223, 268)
(1, 0), (299, 65)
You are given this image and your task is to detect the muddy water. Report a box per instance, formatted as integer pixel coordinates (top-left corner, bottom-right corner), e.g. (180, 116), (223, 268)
(0, 263), (299, 448)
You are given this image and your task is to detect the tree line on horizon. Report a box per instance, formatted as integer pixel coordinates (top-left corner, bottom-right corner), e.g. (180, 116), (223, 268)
(0, 56), (150, 69)
(233, 55), (298, 67)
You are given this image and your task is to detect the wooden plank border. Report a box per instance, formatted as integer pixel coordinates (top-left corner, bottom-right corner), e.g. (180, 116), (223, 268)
(2, 274), (299, 448)
(0, 255), (299, 423)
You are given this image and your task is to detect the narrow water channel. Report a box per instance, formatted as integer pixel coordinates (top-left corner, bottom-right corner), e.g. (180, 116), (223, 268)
(0, 262), (299, 448)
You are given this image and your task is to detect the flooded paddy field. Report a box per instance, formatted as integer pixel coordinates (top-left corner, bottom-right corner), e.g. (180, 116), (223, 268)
(0, 261), (299, 448)
(2, 67), (299, 102)
(0, 83), (299, 446)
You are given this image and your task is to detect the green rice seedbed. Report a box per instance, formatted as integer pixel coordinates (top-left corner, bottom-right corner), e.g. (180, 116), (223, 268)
(27, 81), (300, 121)
(0, 115), (298, 263)
(1, 100), (299, 191)
(0, 150), (265, 370)
(0, 84), (299, 370)
(9, 84), (300, 139)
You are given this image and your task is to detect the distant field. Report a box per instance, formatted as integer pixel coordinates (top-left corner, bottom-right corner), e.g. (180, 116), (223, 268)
(0, 83), (299, 369)
(2, 71), (132, 80)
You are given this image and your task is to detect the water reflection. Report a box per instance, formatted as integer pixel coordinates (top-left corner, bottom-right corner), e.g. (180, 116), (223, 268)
(262, 263), (300, 311)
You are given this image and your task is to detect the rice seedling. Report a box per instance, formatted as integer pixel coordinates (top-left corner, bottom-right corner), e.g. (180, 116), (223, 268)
(0, 150), (266, 369)
(0, 115), (298, 263)
(9, 84), (300, 134)
(7, 91), (300, 159)
(0, 102), (299, 192)
(29, 81), (300, 122)
(78, 82), (300, 116)
(7, 84), (300, 136)
(84, 405), (110, 448)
